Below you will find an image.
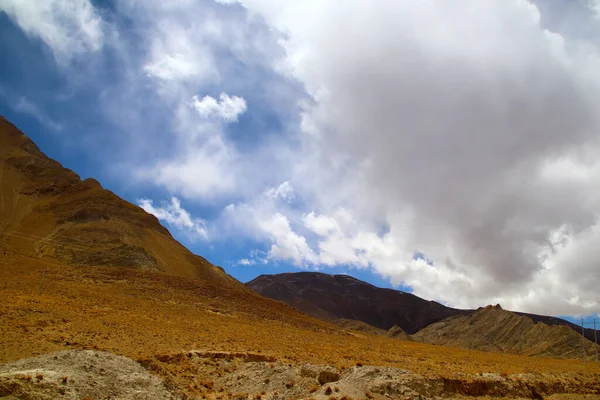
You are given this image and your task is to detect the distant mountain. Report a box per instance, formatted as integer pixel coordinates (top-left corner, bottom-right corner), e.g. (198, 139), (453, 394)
(413, 305), (600, 359)
(0, 115), (233, 286)
(247, 272), (599, 348)
(246, 272), (470, 334)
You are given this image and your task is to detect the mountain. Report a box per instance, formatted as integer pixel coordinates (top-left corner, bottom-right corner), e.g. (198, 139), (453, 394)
(0, 115), (234, 286)
(247, 271), (600, 347)
(412, 305), (600, 359)
(246, 272), (470, 334)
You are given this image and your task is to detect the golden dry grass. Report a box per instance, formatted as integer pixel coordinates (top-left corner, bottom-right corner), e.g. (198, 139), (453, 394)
(2, 253), (599, 385)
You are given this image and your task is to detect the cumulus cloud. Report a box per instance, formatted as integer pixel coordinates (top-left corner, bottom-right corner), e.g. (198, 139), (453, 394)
(133, 95), (242, 200)
(138, 197), (208, 239)
(259, 213), (317, 266)
(191, 93), (247, 121)
(0, 0), (104, 63)
(227, 0), (600, 315)
(8, 0), (600, 317)
(265, 181), (294, 202)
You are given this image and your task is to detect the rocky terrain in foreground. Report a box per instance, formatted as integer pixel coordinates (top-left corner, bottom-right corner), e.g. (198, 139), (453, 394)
(2, 350), (600, 400)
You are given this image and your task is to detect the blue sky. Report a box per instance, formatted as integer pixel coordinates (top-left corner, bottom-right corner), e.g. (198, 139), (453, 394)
(1, 0), (600, 318)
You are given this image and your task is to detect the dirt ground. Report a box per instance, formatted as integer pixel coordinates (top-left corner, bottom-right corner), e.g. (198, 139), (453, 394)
(2, 350), (600, 400)
(144, 350), (600, 400)
(1, 255), (600, 399)
(0, 350), (175, 399)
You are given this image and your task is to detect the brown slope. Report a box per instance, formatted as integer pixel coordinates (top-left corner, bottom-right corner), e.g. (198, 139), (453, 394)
(246, 272), (471, 334)
(412, 304), (600, 359)
(387, 325), (412, 341)
(0, 115), (230, 285)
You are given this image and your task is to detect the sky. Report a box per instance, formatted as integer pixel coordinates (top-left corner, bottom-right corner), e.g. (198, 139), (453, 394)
(1, 0), (600, 318)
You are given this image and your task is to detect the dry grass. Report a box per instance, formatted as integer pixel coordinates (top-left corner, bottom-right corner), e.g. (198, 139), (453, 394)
(1, 254), (599, 385)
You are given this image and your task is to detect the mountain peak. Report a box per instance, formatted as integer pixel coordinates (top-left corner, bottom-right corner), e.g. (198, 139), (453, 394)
(0, 117), (233, 285)
(247, 271), (468, 333)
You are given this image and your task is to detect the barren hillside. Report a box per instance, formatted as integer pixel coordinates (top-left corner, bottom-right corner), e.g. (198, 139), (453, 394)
(0, 115), (234, 286)
(246, 272), (469, 334)
(413, 305), (600, 359)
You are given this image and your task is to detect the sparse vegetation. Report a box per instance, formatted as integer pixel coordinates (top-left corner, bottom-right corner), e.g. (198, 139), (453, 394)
(1, 119), (600, 399)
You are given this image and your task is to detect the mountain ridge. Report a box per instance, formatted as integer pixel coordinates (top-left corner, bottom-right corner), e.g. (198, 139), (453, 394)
(246, 271), (471, 334)
(247, 271), (599, 346)
(413, 304), (600, 359)
(0, 115), (232, 285)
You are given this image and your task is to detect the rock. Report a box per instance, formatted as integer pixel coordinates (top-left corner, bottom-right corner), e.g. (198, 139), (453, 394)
(300, 364), (340, 385)
(0, 350), (176, 400)
(300, 364), (319, 378)
(317, 370), (340, 385)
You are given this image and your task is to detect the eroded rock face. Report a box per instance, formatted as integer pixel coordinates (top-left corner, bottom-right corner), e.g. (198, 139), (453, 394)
(0, 350), (176, 400)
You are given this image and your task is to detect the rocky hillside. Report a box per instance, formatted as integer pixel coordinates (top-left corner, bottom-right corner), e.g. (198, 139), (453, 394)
(0, 116), (235, 287)
(246, 272), (470, 334)
(413, 305), (600, 359)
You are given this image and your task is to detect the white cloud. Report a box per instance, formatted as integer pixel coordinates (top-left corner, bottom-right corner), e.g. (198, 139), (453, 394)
(225, 0), (600, 315)
(145, 141), (236, 200)
(265, 181), (294, 202)
(590, 0), (600, 17)
(303, 212), (339, 236)
(191, 93), (247, 122)
(144, 53), (201, 81)
(13, 97), (62, 131)
(214, 0), (239, 5)
(138, 197), (208, 239)
(0, 0), (104, 63)
(258, 213), (317, 266)
(132, 93), (243, 201)
(141, 19), (219, 84)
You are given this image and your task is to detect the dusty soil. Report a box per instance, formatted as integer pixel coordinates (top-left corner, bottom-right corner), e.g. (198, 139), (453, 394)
(144, 350), (600, 399)
(0, 350), (176, 399)
(1, 255), (600, 399)
(1, 349), (600, 399)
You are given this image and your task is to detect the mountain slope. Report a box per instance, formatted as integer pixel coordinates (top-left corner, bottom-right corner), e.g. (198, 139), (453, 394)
(246, 272), (470, 334)
(412, 305), (600, 359)
(0, 116), (231, 285)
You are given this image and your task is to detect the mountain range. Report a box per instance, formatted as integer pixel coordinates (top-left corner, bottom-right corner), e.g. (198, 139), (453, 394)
(2, 113), (599, 363)
(247, 272), (600, 358)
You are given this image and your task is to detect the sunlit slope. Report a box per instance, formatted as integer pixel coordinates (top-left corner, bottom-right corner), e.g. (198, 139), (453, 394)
(0, 115), (232, 285)
(413, 305), (600, 359)
(2, 254), (599, 384)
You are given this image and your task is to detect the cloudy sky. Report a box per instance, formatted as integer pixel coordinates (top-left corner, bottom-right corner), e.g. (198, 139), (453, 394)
(2, 0), (600, 317)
